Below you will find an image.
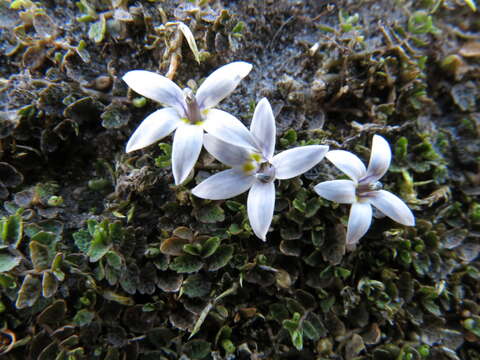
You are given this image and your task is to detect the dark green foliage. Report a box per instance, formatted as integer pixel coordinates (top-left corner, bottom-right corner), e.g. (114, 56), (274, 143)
(0, 0), (479, 359)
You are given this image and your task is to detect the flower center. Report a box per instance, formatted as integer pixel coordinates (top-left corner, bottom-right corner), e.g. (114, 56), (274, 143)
(357, 180), (382, 197)
(183, 88), (203, 124)
(255, 162), (276, 183)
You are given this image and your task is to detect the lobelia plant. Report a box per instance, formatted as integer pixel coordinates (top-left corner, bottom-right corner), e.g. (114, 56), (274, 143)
(192, 98), (329, 241)
(314, 135), (415, 245)
(123, 61), (257, 185)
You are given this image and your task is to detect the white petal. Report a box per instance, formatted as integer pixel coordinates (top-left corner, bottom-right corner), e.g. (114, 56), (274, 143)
(347, 202), (372, 245)
(203, 109), (258, 150)
(192, 169), (255, 200)
(365, 135), (391, 183)
(368, 190), (415, 226)
(271, 145), (329, 180)
(172, 123), (204, 185)
(196, 61), (253, 109)
(126, 108), (180, 152)
(250, 98), (275, 159)
(203, 134), (253, 167)
(247, 181), (275, 241)
(313, 180), (356, 204)
(325, 150), (366, 182)
(123, 70), (186, 115)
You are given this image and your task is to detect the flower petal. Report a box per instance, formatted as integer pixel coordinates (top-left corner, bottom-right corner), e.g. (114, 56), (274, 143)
(271, 145), (329, 180)
(196, 61), (253, 109)
(368, 190), (415, 226)
(203, 109), (258, 150)
(365, 135), (391, 183)
(172, 123), (204, 185)
(313, 180), (356, 204)
(126, 108), (181, 153)
(347, 202), (372, 245)
(247, 181), (275, 241)
(123, 70), (186, 115)
(325, 150), (367, 182)
(250, 98), (276, 159)
(203, 134), (253, 167)
(192, 169), (255, 200)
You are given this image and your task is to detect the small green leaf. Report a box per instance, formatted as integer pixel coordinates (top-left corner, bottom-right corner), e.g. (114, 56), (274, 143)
(232, 21), (245, 33)
(464, 0), (477, 11)
(73, 309), (95, 326)
(197, 204), (225, 224)
(51, 253), (65, 281)
(16, 274), (41, 309)
(105, 250), (122, 270)
(183, 274), (211, 298)
(101, 103), (130, 129)
(42, 271), (58, 298)
(73, 229), (91, 253)
(1, 213), (23, 248)
(207, 245), (234, 271)
(30, 241), (51, 272)
(88, 15), (106, 43)
(408, 11), (436, 35)
(280, 129), (297, 147)
(0, 252), (21, 272)
(183, 339), (211, 359)
(88, 222), (112, 262)
(155, 143), (172, 168)
(170, 255), (203, 273)
(183, 243), (202, 256)
(201, 237), (221, 258)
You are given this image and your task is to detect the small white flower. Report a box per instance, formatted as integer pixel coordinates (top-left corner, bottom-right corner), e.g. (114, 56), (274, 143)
(314, 135), (415, 245)
(192, 98), (329, 241)
(123, 61), (257, 185)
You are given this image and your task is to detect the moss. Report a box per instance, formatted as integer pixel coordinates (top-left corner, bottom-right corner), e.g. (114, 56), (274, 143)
(0, 0), (478, 359)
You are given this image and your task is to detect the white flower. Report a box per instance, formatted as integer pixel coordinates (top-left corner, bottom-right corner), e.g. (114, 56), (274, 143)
(314, 135), (415, 245)
(192, 98), (329, 241)
(123, 61), (257, 185)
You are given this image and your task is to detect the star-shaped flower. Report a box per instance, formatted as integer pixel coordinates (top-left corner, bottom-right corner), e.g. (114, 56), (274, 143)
(192, 98), (329, 241)
(123, 61), (257, 185)
(314, 135), (415, 245)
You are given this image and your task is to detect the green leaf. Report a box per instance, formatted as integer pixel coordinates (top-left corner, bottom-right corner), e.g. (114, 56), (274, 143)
(207, 245), (234, 271)
(183, 339), (211, 359)
(282, 313), (303, 350)
(88, 15), (106, 43)
(232, 21), (245, 33)
(101, 103), (130, 129)
(183, 243), (202, 256)
(1, 213), (23, 248)
(280, 129), (297, 147)
(183, 274), (211, 298)
(197, 204), (225, 224)
(87, 221), (112, 262)
(30, 241), (51, 271)
(408, 11), (436, 35)
(463, 0), (477, 11)
(73, 229), (91, 253)
(51, 253), (65, 281)
(16, 274), (41, 309)
(155, 143), (172, 168)
(201, 237), (221, 258)
(0, 252), (21, 272)
(105, 250), (122, 270)
(42, 271), (58, 298)
(169, 255), (203, 273)
(73, 309), (95, 326)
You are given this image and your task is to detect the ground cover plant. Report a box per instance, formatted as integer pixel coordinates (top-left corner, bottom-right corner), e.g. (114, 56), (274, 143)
(0, 0), (479, 359)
